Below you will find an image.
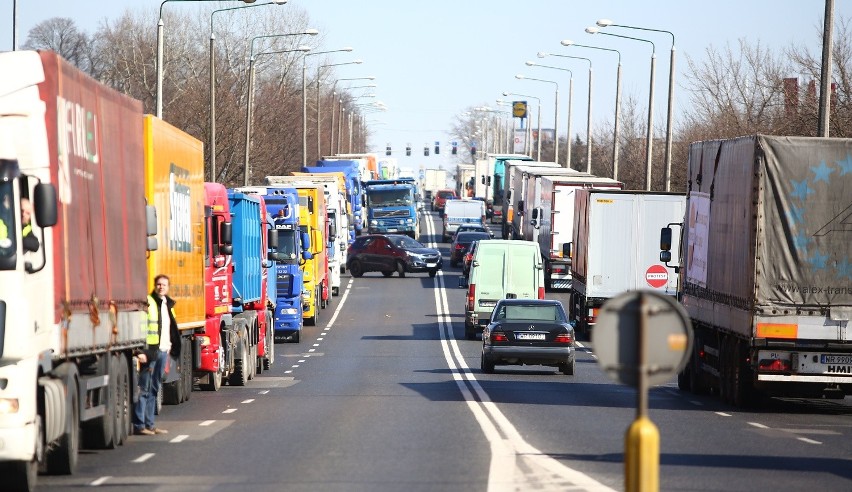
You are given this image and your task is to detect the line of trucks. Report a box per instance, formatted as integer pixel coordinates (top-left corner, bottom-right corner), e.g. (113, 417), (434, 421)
(0, 51), (397, 490)
(469, 141), (851, 405)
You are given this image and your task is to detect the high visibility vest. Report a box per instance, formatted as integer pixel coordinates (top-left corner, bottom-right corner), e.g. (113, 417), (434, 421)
(146, 295), (160, 346)
(22, 223), (32, 237)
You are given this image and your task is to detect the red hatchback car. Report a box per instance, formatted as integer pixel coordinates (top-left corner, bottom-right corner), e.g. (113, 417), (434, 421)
(431, 189), (457, 213)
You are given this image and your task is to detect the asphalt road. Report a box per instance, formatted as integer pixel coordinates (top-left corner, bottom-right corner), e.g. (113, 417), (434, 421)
(36, 210), (852, 492)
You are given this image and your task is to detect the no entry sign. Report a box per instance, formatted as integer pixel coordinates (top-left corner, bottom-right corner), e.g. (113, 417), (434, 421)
(645, 265), (669, 288)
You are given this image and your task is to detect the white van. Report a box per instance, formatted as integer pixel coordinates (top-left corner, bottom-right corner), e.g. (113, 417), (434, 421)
(461, 240), (545, 339)
(442, 199), (486, 242)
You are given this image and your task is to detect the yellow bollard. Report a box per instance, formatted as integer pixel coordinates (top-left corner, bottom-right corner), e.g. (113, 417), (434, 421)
(625, 415), (659, 492)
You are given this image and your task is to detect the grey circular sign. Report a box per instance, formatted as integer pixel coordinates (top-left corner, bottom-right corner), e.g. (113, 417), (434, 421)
(591, 290), (693, 387)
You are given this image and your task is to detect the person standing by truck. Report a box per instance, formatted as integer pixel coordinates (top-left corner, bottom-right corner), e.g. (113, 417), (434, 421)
(134, 274), (179, 435)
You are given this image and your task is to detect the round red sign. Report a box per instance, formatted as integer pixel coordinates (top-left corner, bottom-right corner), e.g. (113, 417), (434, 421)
(645, 265), (669, 288)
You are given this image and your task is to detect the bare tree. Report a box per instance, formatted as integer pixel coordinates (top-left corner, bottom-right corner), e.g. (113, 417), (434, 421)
(23, 17), (92, 72)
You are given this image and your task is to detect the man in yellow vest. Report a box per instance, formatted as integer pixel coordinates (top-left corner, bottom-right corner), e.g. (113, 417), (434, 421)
(20, 197), (39, 252)
(133, 274), (180, 436)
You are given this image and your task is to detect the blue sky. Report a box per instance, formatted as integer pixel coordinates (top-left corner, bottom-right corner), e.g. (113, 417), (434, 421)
(2, 1), (847, 173)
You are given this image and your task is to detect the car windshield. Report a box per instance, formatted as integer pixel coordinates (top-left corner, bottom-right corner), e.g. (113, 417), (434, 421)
(275, 229), (299, 262)
(494, 304), (565, 322)
(388, 235), (423, 249)
(367, 189), (412, 207)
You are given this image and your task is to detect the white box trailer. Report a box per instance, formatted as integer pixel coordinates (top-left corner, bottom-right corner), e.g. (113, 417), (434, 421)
(506, 164), (587, 240)
(524, 175), (623, 290)
(570, 190), (686, 339)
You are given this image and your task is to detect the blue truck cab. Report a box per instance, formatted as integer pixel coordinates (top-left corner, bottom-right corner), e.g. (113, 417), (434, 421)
(309, 160), (364, 238)
(363, 178), (419, 239)
(263, 187), (312, 343)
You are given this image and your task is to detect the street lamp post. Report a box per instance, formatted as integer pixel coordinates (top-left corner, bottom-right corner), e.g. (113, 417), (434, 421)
(597, 19), (675, 190)
(587, 26), (655, 191)
(561, 40), (622, 180)
(157, 0), (254, 119)
(503, 91), (541, 160)
(523, 64), (572, 168)
(537, 52), (592, 173)
(517, 73), (560, 166)
(244, 45), (312, 185)
(209, 2), (293, 182)
(315, 60), (361, 158)
(303, 48), (355, 166)
(328, 76), (376, 155)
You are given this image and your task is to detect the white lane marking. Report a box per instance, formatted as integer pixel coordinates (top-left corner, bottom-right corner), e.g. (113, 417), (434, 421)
(308, 349), (316, 353)
(317, 337), (325, 341)
(171, 435), (189, 443)
(199, 420), (216, 427)
(241, 399), (255, 404)
(748, 422), (769, 429)
(133, 453), (155, 463)
(313, 344), (320, 347)
(259, 390), (270, 395)
(797, 437), (822, 444)
(291, 365), (300, 368)
(715, 412), (732, 417)
(223, 408), (237, 414)
(298, 360), (306, 363)
(426, 213), (613, 492)
(285, 370), (293, 374)
(90, 476), (111, 486)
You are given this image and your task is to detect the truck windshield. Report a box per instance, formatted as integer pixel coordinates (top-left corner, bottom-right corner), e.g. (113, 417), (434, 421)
(0, 182), (17, 263)
(367, 189), (411, 207)
(275, 229), (299, 262)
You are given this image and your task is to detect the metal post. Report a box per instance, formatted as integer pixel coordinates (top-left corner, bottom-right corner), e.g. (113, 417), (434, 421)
(243, 57), (257, 186)
(302, 58), (308, 168)
(645, 54), (656, 191)
(586, 67), (593, 173)
(567, 77), (573, 169)
(818, 0), (835, 137)
(553, 87), (560, 166)
(664, 46), (675, 190)
(613, 62), (623, 181)
(536, 102), (542, 161)
(156, 17), (164, 118)
(209, 32), (216, 182)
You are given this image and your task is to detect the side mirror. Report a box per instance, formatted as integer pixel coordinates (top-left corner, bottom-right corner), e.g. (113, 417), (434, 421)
(562, 242), (571, 258)
(660, 251), (672, 263)
(531, 208), (539, 220)
(145, 205), (158, 252)
(220, 221), (233, 246)
(301, 231), (311, 251)
(458, 276), (468, 289)
(307, 196), (314, 214)
(660, 227), (672, 251)
(268, 228), (279, 251)
(517, 200), (524, 213)
(302, 250), (313, 260)
(34, 182), (58, 227)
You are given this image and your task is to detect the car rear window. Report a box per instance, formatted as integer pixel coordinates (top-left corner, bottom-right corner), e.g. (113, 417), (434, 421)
(457, 232), (490, 243)
(496, 305), (563, 321)
(438, 191), (455, 198)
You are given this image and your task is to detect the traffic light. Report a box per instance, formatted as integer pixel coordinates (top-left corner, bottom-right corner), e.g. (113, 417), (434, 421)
(406, 144), (411, 156)
(434, 141), (440, 155)
(385, 143), (391, 156)
(470, 145), (476, 156)
(451, 141), (458, 155)
(424, 144), (429, 156)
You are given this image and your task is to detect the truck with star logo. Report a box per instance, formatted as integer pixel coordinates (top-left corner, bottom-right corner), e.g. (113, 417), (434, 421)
(660, 135), (852, 406)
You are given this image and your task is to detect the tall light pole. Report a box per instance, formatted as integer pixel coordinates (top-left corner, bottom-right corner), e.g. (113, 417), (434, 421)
(244, 45), (311, 186)
(303, 48), (354, 167)
(537, 52), (592, 173)
(158, 0), (254, 119)
(523, 64), (571, 169)
(517, 73), (560, 166)
(597, 19), (675, 190)
(496, 100), (515, 153)
(328, 76), (376, 155)
(314, 59), (361, 158)
(587, 26), (656, 190)
(503, 91), (541, 160)
(209, 1), (293, 182)
(561, 40), (622, 180)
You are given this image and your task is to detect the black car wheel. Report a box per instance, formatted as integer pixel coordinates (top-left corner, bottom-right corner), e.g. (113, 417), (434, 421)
(396, 261), (406, 278)
(349, 260), (364, 277)
(559, 358), (575, 376)
(382, 270), (393, 277)
(480, 353), (495, 374)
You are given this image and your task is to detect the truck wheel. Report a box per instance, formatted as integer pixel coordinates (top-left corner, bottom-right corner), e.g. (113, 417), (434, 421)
(47, 371), (79, 475)
(292, 331), (301, 343)
(229, 335), (249, 386)
(83, 356), (116, 449)
(264, 321), (274, 370)
(396, 261), (406, 278)
(201, 369), (222, 392)
(248, 343), (257, 380)
(116, 354), (131, 445)
(731, 340), (756, 407)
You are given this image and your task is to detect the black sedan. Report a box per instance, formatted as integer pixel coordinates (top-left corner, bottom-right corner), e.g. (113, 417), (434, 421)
(346, 234), (442, 278)
(450, 231), (491, 267)
(480, 299), (575, 375)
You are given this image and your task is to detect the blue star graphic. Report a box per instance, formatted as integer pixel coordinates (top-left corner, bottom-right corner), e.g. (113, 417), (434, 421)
(790, 179), (814, 201)
(836, 153), (852, 176)
(811, 160), (833, 183)
(793, 230), (811, 252)
(810, 250), (829, 270)
(787, 205), (805, 225)
(837, 258), (852, 279)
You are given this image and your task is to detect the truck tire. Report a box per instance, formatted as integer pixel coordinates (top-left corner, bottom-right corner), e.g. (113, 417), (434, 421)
(719, 336), (733, 405)
(201, 369), (223, 392)
(116, 354), (131, 445)
(83, 356), (116, 450)
(731, 340), (756, 408)
(229, 334), (249, 386)
(46, 366), (79, 475)
(182, 337), (193, 402)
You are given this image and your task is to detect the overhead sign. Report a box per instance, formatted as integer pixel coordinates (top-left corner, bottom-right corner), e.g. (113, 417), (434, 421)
(512, 101), (527, 118)
(592, 290), (692, 388)
(645, 265), (669, 288)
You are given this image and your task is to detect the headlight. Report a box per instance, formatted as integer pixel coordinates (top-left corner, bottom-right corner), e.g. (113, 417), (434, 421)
(280, 308), (299, 315)
(406, 218), (414, 224)
(370, 219), (378, 225)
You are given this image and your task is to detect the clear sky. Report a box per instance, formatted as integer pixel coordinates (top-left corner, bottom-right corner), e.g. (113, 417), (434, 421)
(2, 1), (847, 174)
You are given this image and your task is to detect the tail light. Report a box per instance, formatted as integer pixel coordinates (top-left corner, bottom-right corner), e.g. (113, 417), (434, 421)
(758, 358), (791, 373)
(554, 333), (573, 344)
(455, 243), (464, 250)
(490, 331), (507, 342)
(538, 287), (545, 299)
(466, 284), (475, 311)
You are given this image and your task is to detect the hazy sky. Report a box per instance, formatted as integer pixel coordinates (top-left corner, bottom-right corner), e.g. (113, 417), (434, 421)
(2, 1), (846, 173)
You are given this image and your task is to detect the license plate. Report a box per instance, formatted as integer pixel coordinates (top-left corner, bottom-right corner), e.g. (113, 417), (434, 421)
(479, 301), (496, 307)
(516, 332), (546, 340)
(426, 262), (437, 267)
(821, 354), (852, 364)
(387, 228), (397, 232)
